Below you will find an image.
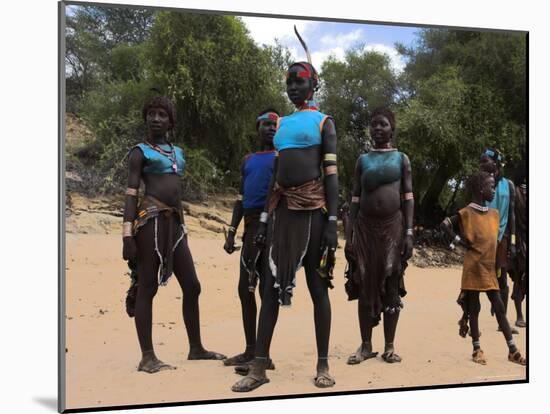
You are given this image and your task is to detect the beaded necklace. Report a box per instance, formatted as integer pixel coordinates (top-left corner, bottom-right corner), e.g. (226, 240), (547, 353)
(145, 140), (178, 173)
(468, 202), (489, 212)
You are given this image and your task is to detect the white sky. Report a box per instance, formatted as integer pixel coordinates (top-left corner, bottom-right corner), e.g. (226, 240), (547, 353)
(240, 16), (416, 73)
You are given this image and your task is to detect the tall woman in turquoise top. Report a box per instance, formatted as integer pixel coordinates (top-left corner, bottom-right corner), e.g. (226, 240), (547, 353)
(479, 148), (517, 332)
(345, 107), (414, 365)
(122, 95), (225, 374)
(232, 60), (339, 391)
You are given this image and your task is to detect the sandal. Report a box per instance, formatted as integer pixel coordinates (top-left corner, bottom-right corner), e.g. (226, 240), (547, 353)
(314, 372), (335, 388)
(472, 349), (487, 365)
(347, 344), (378, 365)
(234, 359), (275, 376)
(508, 350), (526, 366)
(381, 351), (402, 363)
(188, 350), (226, 360)
(231, 375), (270, 392)
(223, 353), (254, 366)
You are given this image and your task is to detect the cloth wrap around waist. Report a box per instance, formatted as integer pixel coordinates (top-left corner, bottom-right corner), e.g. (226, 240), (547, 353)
(241, 212), (264, 292)
(347, 210), (407, 326)
(133, 195), (186, 286)
(267, 179), (327, 306)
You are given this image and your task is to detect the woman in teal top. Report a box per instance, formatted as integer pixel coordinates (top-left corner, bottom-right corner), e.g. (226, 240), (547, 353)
(122, 95), (225, 373)
(345, 107), (414, 365)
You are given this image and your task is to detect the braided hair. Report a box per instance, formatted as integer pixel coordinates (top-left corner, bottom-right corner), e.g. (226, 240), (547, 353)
(369, 106), (396, 131)
(142, 96), (177, 130)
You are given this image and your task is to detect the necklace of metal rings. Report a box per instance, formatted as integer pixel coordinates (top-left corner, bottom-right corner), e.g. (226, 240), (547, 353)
(145, 140), (178, 173)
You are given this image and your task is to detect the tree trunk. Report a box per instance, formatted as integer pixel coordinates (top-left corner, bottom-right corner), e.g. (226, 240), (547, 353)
(418, 164), (452, 227)
(444, 178), (462, 215)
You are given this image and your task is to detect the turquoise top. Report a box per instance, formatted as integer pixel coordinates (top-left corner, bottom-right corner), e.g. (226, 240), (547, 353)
(358, 150), (404, 192)
(273, 109), (329, 151)
(486, 177), (510, 241)
(135, 143), (186, 176)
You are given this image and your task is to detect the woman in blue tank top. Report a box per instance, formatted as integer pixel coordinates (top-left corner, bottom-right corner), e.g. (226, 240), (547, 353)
(345, 107), (414, 365)
(122, 95), (225, 373)
(232, 56), (339, 391)
(222, 108), (279, 368)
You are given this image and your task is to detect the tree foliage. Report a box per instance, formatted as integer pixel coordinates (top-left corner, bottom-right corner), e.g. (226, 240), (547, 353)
(65, 5), (526, 220)
(66, 6), (292, 199)
(395, 29), (526, 224)
(65, 5), (154, 112)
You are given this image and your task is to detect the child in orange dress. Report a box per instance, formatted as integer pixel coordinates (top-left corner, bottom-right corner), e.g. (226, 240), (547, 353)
(440, 171), (526, 365)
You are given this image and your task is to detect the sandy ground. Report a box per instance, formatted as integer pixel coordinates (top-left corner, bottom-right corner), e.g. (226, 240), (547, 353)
(63, 195), (526, 410)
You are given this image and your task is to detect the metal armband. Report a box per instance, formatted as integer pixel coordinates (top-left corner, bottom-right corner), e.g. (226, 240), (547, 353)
(122, 221), (133, 237)
(260, 212), (269, 223)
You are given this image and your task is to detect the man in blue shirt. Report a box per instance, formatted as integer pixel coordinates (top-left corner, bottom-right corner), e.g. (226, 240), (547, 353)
(223, 109), (279, 366)
(480, 148), (518, 334)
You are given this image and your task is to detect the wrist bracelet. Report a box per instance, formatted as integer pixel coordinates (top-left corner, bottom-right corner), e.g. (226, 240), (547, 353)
(454, 235), (461, 243)
(328, 216), (337, 221)
(228, 226), (236, 233)
(510, 234), (516, 245)
(405, 228), (413, 236)
(122, 221), (133, 237)
(449, 242), (456, 250)
(260, 212), (268, 223)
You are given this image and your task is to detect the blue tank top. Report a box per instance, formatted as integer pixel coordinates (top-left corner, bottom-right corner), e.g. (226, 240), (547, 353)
(486, 177), (510, 241)
(358, 150), (404, 192)
(135, 143), (186, 176)
(273, 109), (330, 151)
(242, 151), (276, 210)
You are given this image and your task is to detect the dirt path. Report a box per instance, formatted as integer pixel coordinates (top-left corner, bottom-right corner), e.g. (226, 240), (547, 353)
(64, 223), (526, 410)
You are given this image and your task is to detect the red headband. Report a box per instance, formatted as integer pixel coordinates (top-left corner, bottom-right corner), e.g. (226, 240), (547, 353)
(256, 112), (279, 123)
(286, 63), (318, 81)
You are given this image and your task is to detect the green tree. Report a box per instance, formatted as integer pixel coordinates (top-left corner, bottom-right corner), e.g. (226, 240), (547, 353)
(65, 5), (154, 112)
(396, 29), (526, 224)
(69, 6), (292, 198)
(146, 12), (291, 174)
